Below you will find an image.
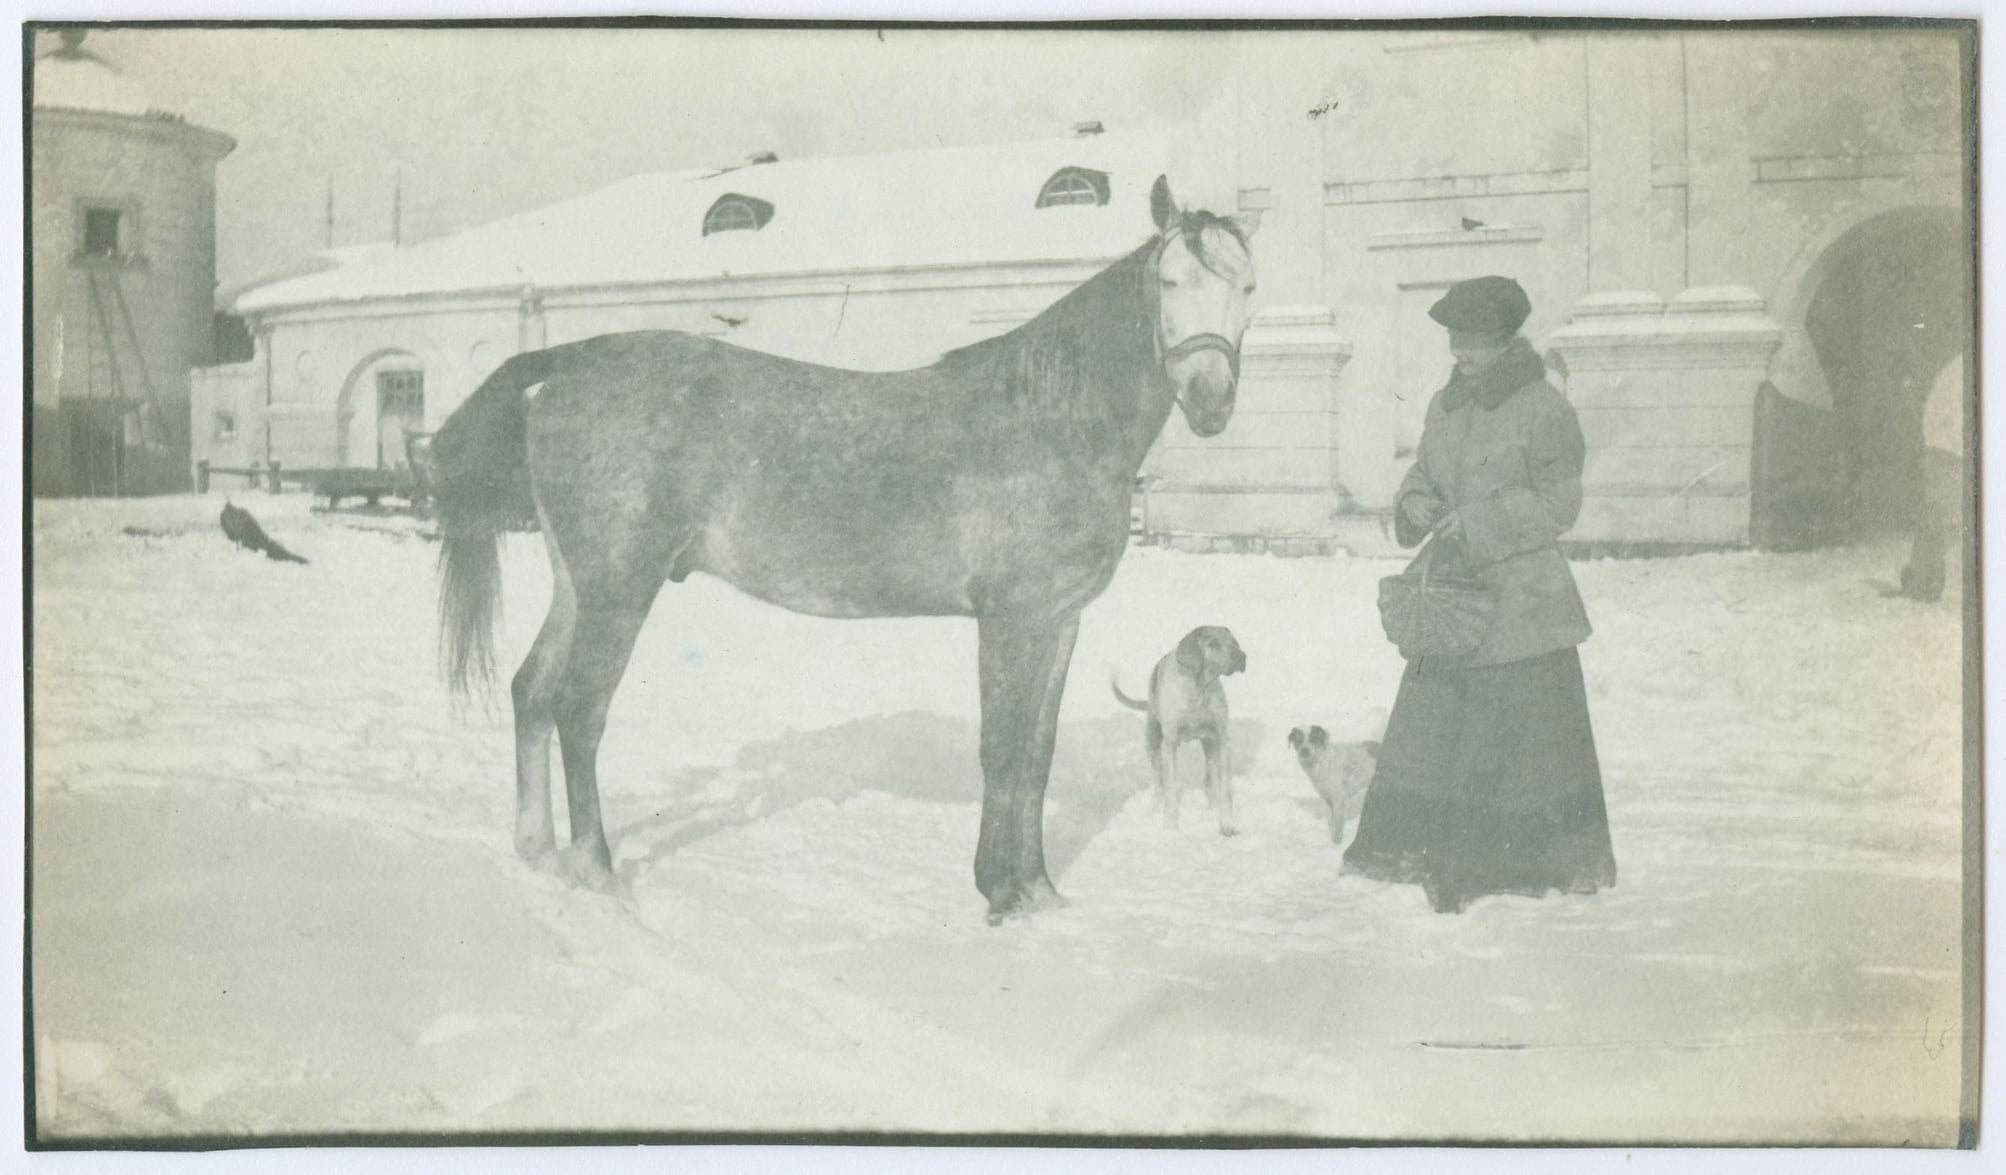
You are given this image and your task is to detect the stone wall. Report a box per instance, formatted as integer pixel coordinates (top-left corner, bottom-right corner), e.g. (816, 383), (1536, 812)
(1548, 289), (1782, 545)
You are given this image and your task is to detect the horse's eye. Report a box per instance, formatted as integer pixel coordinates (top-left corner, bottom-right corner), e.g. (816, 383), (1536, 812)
(1160, 277), (1179, 288)
(1245, 284), (1257, 294)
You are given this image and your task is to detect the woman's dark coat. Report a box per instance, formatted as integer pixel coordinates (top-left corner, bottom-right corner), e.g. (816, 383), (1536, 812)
(1393, 340), (1592, 667)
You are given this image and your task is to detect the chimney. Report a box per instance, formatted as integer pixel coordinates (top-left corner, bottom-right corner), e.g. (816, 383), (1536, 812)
(747, 151), (778, 165)
(1071, 120), (1104, 138)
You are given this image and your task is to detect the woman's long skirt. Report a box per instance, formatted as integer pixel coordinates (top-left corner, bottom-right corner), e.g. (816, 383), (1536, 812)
(1341, 646), (1617, 913)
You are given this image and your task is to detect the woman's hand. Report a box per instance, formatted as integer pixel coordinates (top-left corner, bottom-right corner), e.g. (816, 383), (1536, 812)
(1400, 494), (1444, 532)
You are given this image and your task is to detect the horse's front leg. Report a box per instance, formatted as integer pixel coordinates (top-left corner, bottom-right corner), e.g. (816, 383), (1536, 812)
(974, 611), (1081, 923)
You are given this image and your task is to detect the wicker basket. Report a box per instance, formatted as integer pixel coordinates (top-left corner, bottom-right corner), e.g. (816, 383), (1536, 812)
(1377, 538), (1495, 659)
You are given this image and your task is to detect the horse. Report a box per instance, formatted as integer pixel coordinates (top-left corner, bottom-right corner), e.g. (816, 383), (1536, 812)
(432, 175), (1257, 922)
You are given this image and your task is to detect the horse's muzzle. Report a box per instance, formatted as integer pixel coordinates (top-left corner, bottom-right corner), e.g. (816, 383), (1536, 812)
(1165, 333), (1241, 438)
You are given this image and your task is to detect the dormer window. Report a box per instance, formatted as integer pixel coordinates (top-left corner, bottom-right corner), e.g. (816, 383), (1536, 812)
(1035, 167), (1110, 208)
(703, 194), (774, 236)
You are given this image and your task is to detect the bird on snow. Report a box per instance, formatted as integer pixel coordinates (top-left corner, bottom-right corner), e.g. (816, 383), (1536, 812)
(220, 501), (309, 564)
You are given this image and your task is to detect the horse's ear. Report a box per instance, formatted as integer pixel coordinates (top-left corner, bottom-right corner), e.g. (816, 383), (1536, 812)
(1150, 175), (1175, 233)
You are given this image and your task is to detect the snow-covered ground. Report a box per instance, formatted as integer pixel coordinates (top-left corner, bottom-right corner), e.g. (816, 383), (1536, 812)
(27, 492), (1970, 1145)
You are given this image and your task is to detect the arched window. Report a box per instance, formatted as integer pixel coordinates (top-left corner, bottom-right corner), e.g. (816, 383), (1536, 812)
(702, 194), (775, 236)
(1035, 168), (1110, 209)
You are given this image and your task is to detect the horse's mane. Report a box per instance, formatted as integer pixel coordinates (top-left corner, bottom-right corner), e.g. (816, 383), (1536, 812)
(937, 210), (1248, 429)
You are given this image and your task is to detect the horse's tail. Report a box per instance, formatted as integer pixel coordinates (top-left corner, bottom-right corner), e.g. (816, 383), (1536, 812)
(1110, 673), (1150, 713)
(434, 349), (550, 700)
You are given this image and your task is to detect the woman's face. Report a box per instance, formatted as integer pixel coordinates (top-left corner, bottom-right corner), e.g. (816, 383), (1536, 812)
(1448, 329), (1512, 375)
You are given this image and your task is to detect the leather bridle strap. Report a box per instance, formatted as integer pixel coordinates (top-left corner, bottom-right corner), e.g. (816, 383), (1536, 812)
(1160, 331), (1241, 382)
(1147, 227), (1243, 382)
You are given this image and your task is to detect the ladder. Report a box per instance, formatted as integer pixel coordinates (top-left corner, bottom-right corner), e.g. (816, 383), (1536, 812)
(76, 265), (162, 496)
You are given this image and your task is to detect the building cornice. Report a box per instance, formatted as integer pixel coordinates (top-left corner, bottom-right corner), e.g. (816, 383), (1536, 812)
(32, 105), (235, 160)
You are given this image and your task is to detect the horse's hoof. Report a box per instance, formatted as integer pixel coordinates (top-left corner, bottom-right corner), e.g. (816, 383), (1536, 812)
(555, 845), (627, 897)
(984, 878), (1068, 925)
(1024, 875), (1067, 911)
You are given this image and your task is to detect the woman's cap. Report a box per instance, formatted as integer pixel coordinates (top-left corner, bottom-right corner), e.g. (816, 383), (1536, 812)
(1429, 276), (1532, 335)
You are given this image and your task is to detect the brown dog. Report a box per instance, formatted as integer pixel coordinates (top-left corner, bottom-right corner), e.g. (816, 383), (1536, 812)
(1288, 725), (1379, 845)
(1112, 626), (1247, 835)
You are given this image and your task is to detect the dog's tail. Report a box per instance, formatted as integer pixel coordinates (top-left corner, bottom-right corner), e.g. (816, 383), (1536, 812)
(434, 348), (549, 700)
(1109, 672), (1149, 712)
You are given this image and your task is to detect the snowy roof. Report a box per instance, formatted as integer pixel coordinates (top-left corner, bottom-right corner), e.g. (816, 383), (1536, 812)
(232, 130), (1173, 315)
(34, 34), (166, 118)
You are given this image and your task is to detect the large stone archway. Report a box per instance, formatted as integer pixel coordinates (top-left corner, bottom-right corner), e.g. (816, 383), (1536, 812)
(1803, 208), (1971, 537)
(1757, 207), (1972, 544)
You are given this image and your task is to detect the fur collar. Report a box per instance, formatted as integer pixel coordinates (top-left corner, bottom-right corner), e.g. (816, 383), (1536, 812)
(1439, 336), (1548, 413)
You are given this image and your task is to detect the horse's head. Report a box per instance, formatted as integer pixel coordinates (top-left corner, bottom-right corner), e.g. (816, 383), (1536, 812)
(1148, 176), (1257, 439)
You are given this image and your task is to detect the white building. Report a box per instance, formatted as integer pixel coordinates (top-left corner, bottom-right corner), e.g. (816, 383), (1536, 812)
(198, 27), (1973, 553)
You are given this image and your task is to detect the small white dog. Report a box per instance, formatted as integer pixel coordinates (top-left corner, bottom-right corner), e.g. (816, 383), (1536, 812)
(1287, 725), (1379, 845)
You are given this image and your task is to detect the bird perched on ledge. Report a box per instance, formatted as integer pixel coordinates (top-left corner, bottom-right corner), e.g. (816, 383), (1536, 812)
(221, 501), (308, 564)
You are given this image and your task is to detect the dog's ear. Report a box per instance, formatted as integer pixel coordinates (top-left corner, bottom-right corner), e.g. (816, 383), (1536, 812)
(1176, 628), (1208, 674)
(1288, 727), (1307, 750)
(1220, 628), (1246, 674)
(1309, 725), (1329, 747)
(1150, 175), (1176, 233)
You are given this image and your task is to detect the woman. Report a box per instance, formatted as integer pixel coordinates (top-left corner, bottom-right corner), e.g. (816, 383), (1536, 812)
(1342, 275), (1617, 914)
(1895, 354), (1966, 604)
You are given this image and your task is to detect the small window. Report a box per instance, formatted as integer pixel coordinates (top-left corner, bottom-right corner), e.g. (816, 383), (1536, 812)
(212, 409), (237, 442)
(377, 370), (424, 415)
(1036, 168), (1110, 208)
(703, 194), (775, 236)
(81, 207), (122, 258)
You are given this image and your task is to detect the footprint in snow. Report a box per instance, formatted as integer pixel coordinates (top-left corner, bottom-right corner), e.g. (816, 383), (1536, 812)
(414, 1011), (528, 1047)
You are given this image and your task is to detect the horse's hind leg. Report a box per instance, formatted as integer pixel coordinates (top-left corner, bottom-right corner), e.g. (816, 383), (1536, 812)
(509, 563), (576, 861)
(550, 581), (655, 889)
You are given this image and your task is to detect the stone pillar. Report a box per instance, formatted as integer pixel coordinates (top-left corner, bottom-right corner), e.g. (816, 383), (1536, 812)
(1146, 305), (1352, 552)
(1234, 33), (1329, 307)
(1547, 32), (1780, 549)
(1584, 34), (1656, 293)
(1683, 33), (1757, 289)
(256, 321), (275, 468)
(1548, 288), (1783, 546)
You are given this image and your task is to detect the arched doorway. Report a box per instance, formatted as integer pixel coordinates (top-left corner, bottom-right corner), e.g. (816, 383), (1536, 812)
(334, 349), (427, 470)
(1800, 208), (1971, 541)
